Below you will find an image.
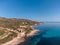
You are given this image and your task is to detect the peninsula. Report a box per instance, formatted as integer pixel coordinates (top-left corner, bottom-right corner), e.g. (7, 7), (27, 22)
(0, 17), (40, 45)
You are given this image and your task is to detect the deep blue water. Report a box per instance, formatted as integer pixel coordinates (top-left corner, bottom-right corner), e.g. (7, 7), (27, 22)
(35, 23), (60, 45)
(19, 23), (60, 45)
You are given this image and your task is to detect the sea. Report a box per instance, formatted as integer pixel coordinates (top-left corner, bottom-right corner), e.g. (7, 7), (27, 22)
(34, 23), (60, 45)
(19, 23), (60, 45)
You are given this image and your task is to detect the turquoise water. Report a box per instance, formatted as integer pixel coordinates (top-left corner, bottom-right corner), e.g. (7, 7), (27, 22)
(36, 23), (60, 45)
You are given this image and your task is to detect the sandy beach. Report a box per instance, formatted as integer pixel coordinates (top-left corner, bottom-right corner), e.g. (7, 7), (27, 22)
(1, 29), (40, 45)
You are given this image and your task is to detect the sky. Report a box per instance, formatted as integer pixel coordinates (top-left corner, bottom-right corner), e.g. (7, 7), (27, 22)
(0, 0), (60, 21)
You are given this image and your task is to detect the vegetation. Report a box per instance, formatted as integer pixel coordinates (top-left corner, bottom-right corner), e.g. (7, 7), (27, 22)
(0, 17), (40, 29)
(25, 27), (32, 34)
(0, 32), (17, 44)
(0, 30), (5, 36)
(0, 17), (40, 44)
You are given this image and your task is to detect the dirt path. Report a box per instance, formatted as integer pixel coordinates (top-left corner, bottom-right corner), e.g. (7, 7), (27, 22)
(1, 30), (40, 45)
(1, 37), (24, 45)
(0, 33), (10, 39)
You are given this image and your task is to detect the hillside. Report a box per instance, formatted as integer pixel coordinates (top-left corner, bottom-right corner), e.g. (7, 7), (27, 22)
(0, 17), (40, 45)
(0, 17), (40, 29)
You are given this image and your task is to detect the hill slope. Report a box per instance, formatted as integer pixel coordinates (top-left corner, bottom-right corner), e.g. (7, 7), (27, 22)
(0, 17), (40, 29)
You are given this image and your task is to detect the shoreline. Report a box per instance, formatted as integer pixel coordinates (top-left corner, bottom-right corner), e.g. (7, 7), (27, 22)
(1, 28), (40, 45)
